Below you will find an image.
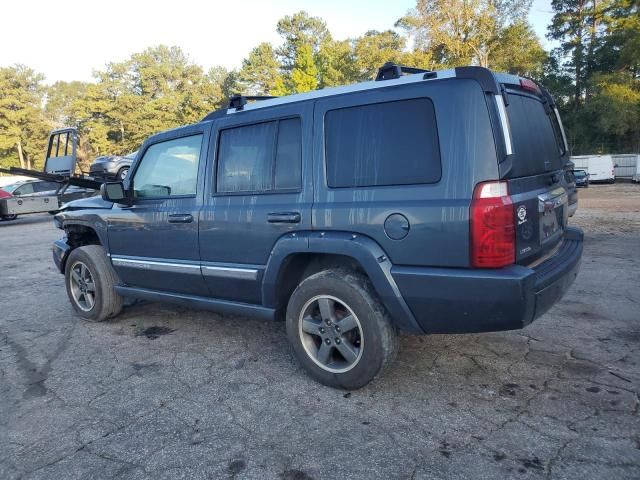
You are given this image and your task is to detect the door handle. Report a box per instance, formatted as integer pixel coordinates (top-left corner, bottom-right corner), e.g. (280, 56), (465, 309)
(267, 212), (301, 223)
(168, 214), (194, 223)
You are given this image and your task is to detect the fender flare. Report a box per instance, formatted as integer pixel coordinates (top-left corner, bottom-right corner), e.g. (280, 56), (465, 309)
(262, 231), (424, 334)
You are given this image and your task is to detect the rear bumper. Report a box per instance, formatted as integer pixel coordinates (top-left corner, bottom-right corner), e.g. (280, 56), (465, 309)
(392, 228), (583, 334)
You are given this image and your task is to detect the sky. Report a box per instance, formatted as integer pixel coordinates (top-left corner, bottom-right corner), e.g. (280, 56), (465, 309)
(0, 0), (554, 85)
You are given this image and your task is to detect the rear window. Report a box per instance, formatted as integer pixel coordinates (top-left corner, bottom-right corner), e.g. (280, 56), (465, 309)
(325, 99), (441, 188)
(506, 93), (564, 178)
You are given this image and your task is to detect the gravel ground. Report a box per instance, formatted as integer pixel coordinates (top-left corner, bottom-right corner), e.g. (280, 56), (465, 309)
(1, 183), (639, 480)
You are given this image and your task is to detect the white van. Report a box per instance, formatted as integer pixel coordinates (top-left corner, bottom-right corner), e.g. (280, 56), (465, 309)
(571, 155), (615, 183)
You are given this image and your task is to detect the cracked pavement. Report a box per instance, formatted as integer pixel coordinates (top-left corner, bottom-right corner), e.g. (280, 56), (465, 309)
(1, 183), (639, 479)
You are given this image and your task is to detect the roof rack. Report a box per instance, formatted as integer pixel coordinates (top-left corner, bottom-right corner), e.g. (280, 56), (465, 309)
(201, 94), (279, 122)
(228, 94), (278, 111)
(375, 62), (434, 81)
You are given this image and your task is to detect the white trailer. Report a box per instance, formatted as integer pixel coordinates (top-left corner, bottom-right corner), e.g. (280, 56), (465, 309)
(612, 154), (639, 179)
(570, 155), (615, 183)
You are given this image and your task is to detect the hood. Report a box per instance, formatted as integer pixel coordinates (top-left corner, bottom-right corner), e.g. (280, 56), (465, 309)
(58, 195), (113, 212)
(93, 155), (117, 163)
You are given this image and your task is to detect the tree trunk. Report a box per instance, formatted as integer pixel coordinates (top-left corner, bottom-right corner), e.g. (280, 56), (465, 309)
(574, 1), (586, 109)
(586, 0), (599, 103)
(16, 141), (26, 169)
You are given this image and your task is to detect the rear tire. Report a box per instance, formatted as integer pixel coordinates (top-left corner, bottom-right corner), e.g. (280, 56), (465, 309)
(65, 245), (123, 322)
(1, 214), (18, 221)
(286, 268), (398, 389)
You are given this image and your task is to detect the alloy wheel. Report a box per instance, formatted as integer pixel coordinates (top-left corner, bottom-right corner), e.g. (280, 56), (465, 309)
(298, 295), (364, 373)
(69, 261), (96, 312)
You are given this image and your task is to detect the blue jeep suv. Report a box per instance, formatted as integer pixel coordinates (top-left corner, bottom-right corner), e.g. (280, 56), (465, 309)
(52, 64), (583, 389)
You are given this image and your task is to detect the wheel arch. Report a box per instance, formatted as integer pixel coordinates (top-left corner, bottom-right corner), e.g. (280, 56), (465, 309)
(262, 231), (424, 334)
(55, 219), (109, 273)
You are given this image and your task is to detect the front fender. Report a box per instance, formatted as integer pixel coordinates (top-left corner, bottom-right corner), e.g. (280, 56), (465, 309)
(262, 231), (424, 334)
(53, 209), (111, 260)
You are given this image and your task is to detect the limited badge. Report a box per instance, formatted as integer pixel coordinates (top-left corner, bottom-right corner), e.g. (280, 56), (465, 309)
(517, 205), (527, 225)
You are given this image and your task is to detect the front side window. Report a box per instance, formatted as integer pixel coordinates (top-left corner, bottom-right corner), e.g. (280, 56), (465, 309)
(325, 98), (441, 188)
(133, 134), (202, 198)
(217, 118), (302, 193)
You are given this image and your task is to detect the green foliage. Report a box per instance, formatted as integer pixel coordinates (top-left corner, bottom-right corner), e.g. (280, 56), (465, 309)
(546, 0), (640, 153)
(353, 31), (409, 80)
(397, 0), (497, 67)
(397, 0), (542, 70)
(73, 45), (229, 158)
(238, 43), (284, 95)
(0, 65), (50, 169)
(491, 21), (548, 77)
(290, 44), (318, 93)
(276, 11), (329, 70)
(0, 1), (637, 164)
(317, 39), (358, 88)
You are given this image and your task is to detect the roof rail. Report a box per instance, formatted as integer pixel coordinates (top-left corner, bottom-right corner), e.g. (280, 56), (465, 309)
(375, 62), (434, 81)
(201, 109), (228, 122)
(201, 94), (279, 122)
(229, 94), (278, 111)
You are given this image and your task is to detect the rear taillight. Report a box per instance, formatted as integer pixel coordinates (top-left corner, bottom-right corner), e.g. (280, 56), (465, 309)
(470, 181), (515, 268)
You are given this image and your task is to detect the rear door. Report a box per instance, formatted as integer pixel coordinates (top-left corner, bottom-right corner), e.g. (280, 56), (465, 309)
(497, 81), (570, 264)
(198, 102), (313, 304)
(33, 181), (60, 195)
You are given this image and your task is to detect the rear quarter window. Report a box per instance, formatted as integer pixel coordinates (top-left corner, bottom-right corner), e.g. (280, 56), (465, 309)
(325, 98), (441, 188)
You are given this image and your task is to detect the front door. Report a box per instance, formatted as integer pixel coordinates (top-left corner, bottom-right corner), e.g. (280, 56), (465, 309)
(107, 124), (209, 296)
(198, 102), (313, 304)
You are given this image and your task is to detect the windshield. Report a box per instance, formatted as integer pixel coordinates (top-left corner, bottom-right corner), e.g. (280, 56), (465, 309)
(573, 170), (587, 178)
(1, 182), (25, 193)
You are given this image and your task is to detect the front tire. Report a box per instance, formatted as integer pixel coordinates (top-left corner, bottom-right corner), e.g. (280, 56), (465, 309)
(286, 268), (398, 389)
(1, 214), (18, 221)
(117, 167), (129, 181)
(65, 245), (123, 322)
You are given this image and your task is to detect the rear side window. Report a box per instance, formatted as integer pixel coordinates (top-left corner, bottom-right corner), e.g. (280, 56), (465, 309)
(325, 99), (441, 188)
(506, 93), (564, 178)
(34, 181), (59, 192)
(217, 118), (302, 193)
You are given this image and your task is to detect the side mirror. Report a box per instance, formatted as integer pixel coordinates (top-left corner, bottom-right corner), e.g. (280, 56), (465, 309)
(101, 182), (127, 203)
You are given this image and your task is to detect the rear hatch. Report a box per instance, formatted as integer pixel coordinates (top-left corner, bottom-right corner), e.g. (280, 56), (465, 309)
(497, 77), (570, 265)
